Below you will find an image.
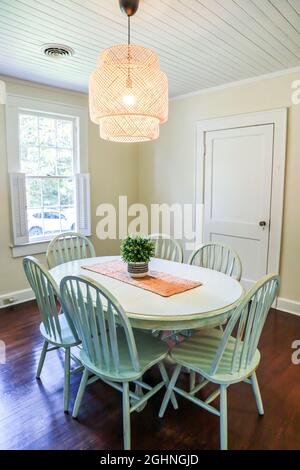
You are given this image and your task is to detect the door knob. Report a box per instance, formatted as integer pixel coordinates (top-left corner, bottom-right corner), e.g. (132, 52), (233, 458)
(259, 221), (266, 227)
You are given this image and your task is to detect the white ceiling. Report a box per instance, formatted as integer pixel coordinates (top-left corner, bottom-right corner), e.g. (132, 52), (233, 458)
(1, 0), (300, 98)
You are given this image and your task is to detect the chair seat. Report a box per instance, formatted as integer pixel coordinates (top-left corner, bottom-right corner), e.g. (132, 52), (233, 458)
(80, 329), (169, 381)
(40, 313), (79, 347)
(171, 328), (261, 384)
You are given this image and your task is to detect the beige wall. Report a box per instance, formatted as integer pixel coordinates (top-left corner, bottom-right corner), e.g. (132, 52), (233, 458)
(0, 76), (138, 296)
(1, 72), (299, 304)
(138, 72), (300, 302)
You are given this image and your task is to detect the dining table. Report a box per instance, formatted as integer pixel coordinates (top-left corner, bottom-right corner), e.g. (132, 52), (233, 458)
(50, 256), (244, 332)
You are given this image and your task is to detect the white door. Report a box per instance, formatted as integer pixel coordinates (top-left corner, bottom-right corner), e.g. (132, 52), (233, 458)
(203, 124), (274, 289)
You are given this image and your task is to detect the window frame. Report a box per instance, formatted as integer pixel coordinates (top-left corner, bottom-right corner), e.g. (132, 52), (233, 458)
(19, 110), (77, 243)
(6, 94), (89, 257)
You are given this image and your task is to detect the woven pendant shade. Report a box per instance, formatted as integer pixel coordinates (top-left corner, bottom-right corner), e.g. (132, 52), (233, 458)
(89, 45), (168, 142)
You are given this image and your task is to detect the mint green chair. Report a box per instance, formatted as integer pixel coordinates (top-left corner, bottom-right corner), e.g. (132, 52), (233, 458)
(188, 242), (242, 281)
(60, 274), (178, 450)
(23, 256), (81, 412)
(159, 274), (279, 450)
(149, 233), (184, 342)
(46, 232), (96, 269)
(188, 242), (242, 373)
(148, 234), (183, 342)
(149, 233), (183, 263)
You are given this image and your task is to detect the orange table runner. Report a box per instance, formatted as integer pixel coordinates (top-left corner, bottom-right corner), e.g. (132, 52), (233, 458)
(82, 260), (202, 297)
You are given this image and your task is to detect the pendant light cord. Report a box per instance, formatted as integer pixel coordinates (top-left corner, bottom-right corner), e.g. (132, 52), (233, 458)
(128, 16), (131, 45)
(127, 15), (132, 88)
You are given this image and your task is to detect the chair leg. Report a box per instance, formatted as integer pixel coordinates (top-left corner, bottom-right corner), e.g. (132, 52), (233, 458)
(220, 385), (228, 450)
(159, 364), (182, 418)
(122, 382), (131, 450)
(189, 370), (196, 392)
(64, 347), (71, 413)
(158, 362), (178, 410)
(36, 340), (49, 379)
(133, 383), (146, 413)
(72, 368), (89, 418)
(251, 372), (264, 416)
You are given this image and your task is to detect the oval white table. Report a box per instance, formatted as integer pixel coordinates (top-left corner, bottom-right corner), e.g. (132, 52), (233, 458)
(50, 256), (244, 331)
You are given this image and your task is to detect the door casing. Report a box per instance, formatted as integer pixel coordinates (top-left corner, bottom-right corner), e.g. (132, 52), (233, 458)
(194, 108), (287, 296)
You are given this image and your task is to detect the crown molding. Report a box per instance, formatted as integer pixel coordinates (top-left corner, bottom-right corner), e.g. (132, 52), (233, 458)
(171, 66), (300, 102)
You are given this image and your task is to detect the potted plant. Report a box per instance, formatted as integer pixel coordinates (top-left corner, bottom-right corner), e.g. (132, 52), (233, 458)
(120, 235), (154, 278)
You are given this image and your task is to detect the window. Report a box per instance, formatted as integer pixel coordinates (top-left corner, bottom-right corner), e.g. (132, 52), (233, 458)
(6, 94), (90, 254)
(20, 112), (76, 241)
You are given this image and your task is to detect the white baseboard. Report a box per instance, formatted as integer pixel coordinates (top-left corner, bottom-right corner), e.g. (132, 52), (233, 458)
(276, 297), (300, 316)
(0, 288), (35, 308)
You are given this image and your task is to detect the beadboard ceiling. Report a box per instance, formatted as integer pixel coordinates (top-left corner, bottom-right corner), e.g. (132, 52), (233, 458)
(1, 0), (300, 98)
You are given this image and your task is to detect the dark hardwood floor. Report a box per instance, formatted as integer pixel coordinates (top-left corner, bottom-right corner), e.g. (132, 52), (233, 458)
(0, 301), (300, 450)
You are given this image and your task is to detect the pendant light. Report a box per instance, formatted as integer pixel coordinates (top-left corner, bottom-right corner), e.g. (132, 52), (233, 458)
(89, 0), (168, 142)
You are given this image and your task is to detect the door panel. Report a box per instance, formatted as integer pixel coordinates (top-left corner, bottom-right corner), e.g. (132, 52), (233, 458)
(204, 124), (274, 289)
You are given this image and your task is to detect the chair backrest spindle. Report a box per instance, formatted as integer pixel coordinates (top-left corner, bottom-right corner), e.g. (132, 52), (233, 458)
(46, 232), (96, 269)
(149, 233), (183, 263)
(60, 275), (140, 375)
(209, 274), (279, 376)
(189, 242), (242, 281)
(23, 256), (63, 342)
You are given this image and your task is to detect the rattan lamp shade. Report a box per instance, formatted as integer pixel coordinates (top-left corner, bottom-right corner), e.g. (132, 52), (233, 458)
(89, 45), (168, 142)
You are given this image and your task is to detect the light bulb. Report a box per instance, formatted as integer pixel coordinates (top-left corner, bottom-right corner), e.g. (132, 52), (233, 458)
(122, 94), (136, 106)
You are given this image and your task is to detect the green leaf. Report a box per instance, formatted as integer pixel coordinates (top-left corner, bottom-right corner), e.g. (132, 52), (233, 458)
(120, 235), (155, 263)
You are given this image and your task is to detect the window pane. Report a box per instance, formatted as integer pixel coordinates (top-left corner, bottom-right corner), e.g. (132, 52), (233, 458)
(61, 207), (76, 231)
(57, 119), (73, 148)
(19, 114), (38, 145)
(39, 117), (56, 147)
(60, 178), (74, 206)
(21, 146), (39, 175)
(57, 149), (73, 176)
(28, 209), (44, 238)
(26, 178), (42, 208)
(42, 178), (59, 207)
(42, 208), (63, 234)
(39, 147), (57, 176)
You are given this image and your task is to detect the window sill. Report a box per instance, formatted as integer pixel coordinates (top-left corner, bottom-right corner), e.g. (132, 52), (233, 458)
(10, 233), (92, 258)
(10, 240), (50, 258)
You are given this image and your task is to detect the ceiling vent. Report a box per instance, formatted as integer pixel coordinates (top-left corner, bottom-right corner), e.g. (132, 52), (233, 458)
(41, 44), (74, 58)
